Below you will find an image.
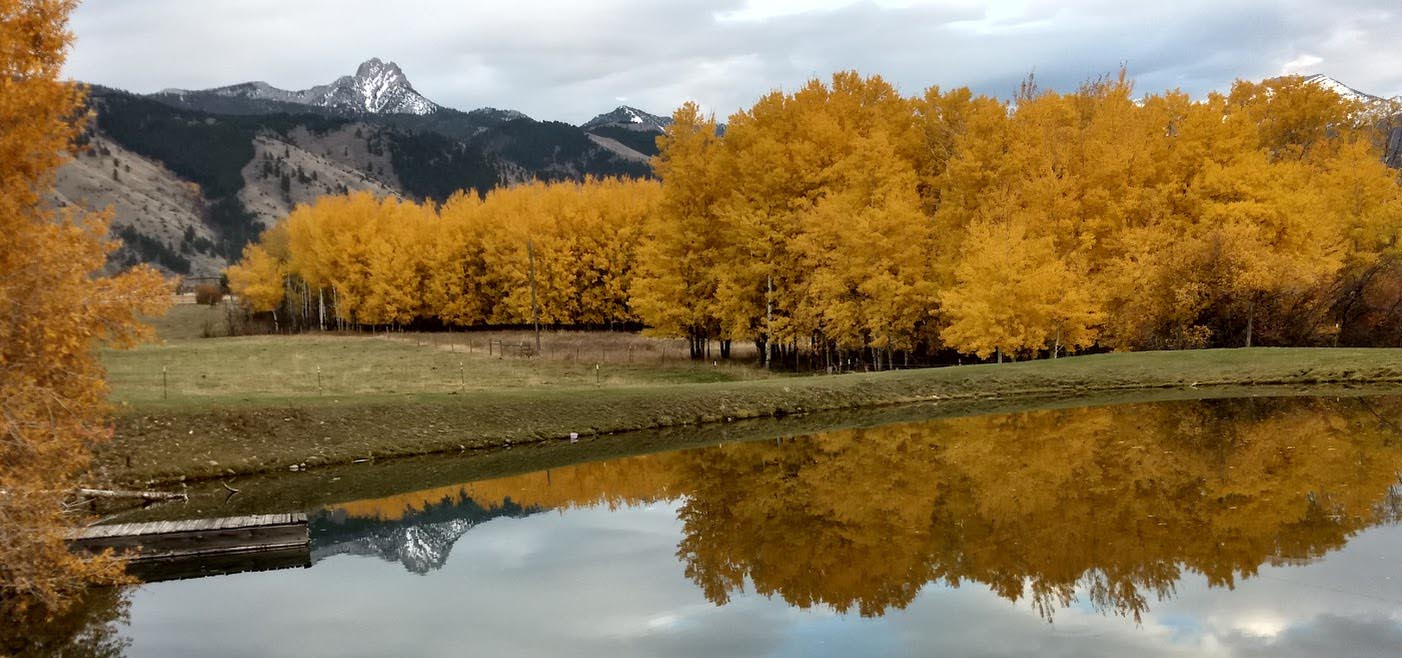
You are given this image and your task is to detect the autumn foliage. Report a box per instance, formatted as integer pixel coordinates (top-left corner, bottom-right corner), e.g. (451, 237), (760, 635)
(0, 0), (169, 625)
(228, 179), (659, 332)
(230, 71), (1402, 365)
(324, 396), (1402, 621)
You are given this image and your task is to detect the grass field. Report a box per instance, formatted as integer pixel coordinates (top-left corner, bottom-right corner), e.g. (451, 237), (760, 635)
(107, 305), (775, 406)
(104, 332), (775, 405)
(96, 304), (1402, 486)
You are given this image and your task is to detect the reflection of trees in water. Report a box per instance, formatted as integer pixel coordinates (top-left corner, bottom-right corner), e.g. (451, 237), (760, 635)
(670, 397), (1402, 621)
(3, 586), (131, 658)
(36, 395), (1397, 657)
(306, 396), (1402, 621)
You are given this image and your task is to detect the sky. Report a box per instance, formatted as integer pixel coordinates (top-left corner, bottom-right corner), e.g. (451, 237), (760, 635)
(65, 0), (1402, 124)
(124, 504), (1402, 657)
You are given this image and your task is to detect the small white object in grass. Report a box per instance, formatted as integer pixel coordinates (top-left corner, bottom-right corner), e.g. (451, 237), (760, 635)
(570, 432), (579, 442)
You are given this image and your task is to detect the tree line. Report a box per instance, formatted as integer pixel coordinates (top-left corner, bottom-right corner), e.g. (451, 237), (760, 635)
(325, 397), (1402, 621)
(229, 70), (1402, 367)
(227, 177), (660, 334)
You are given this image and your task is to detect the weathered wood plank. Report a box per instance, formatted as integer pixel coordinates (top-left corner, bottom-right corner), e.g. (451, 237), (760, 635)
(72, 514), (306, 540)
(68, 514), (310, 568)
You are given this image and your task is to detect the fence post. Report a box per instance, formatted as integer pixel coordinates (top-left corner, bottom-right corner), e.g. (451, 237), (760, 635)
(162, 365), (168, 400)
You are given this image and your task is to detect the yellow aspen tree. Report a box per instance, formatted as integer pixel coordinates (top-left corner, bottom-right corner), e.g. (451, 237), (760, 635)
(940, 211), (1099, 359)
(632, 102), (725, 354)
(427, 190), (497, 326)
(362, 197), (434, 326)
(1, 0), (171, 622)
(226, 243), (286, 314)
(796, 131), (935, 358)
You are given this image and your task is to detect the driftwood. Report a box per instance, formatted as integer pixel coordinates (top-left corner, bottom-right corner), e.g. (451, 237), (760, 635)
(75, 488), (188, 502)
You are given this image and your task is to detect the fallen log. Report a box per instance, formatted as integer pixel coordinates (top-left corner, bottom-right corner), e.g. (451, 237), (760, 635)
(75, 488), (188, 501)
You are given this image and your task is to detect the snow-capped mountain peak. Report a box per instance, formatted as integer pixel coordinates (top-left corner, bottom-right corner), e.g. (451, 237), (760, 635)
(339, 58), (437, 115)
(155, 58), (440, 116)
(1302, 74), (1385, 105)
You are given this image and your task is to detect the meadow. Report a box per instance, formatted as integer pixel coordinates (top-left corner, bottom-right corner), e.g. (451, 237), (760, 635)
(97, 304), (1402, 486)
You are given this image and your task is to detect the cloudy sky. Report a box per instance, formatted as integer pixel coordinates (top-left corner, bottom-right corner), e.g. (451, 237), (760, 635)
(125, 504), (1402, 657)
(66, 0), (1402, 124)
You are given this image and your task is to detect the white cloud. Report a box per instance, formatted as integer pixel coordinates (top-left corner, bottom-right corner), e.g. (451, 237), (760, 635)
(63, 0), (1402, 124)
(1280, 53), (1324, 75)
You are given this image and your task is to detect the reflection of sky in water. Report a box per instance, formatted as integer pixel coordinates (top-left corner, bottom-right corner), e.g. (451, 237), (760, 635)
(123, 502), (1402, 658)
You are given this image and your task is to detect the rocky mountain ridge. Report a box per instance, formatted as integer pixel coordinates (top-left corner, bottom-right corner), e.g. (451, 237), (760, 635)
(1302, 74), (1399, 106)
(66, 60), (668, 275)
(155, 58), (440, 116)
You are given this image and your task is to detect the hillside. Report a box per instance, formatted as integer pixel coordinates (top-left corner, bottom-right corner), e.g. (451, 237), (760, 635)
(56, 63), (1402, 278)
(60, 59), (662, 276)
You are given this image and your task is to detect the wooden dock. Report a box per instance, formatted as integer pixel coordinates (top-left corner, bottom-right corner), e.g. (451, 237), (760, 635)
(69, 513), (310, 582)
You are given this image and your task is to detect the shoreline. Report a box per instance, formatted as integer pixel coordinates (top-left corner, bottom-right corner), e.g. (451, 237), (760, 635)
(102, 383), (1402, 523)
(95, 347), (1402, 487)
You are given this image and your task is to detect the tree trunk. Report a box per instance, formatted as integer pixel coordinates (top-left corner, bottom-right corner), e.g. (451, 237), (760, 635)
(765, 275), (774, 370)
(1245, 301), (1255, 348)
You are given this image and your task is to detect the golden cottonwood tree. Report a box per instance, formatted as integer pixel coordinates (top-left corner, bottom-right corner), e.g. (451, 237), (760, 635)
(229, 69), (1402, 362)
(426, 191), (495, 326)
(631, 102), (725, 356)
(231, 178), (658, 330)
(940, 215), (1099, 359)
(225, 244), (285, 315)
(0, 0), (170, 621)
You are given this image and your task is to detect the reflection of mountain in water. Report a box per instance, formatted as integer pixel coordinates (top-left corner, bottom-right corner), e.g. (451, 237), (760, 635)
(310, 493), (541, 573)
(301, 396), (1402, 621)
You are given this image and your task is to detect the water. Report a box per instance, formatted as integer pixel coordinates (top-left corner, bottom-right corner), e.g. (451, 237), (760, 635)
(29, 396), (1402, 657)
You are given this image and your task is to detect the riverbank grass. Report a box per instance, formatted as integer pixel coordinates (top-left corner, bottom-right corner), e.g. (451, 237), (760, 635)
(98, 307), (1402, 486)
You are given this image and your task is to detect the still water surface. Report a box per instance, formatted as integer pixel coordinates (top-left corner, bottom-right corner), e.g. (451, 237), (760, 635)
(52, 396), (1402, 656)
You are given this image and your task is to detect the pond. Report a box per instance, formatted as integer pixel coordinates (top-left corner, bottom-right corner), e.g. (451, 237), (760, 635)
(28, 395), (1402, 657)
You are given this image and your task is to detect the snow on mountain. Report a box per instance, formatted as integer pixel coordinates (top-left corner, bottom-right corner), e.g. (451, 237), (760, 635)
(312, 518), (476, 574)
(582, 105), (673, 133)
(1302, 74), (1390, 105)
(160, 58), (440, 116)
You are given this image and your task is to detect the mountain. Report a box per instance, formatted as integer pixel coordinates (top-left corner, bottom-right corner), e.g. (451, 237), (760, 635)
(81, 60), (1399, 280)
(154, 58), (439, 116)
(309, 495), (539, 574)
(1301, 75), (1402, 168)
(1302, 74), (1394, 106)
(583, 105), (673, 133)
(581, 105), (673, 159)
(58, 60), (664, 277)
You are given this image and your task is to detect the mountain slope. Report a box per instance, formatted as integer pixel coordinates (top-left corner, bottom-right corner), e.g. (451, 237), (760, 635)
(582, 105), (672, 159)
(583, 105), (673, 133)
(62, 63), (662, 276)
(1302, 74), (1392, 105)
(53, 134), (221, 275)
